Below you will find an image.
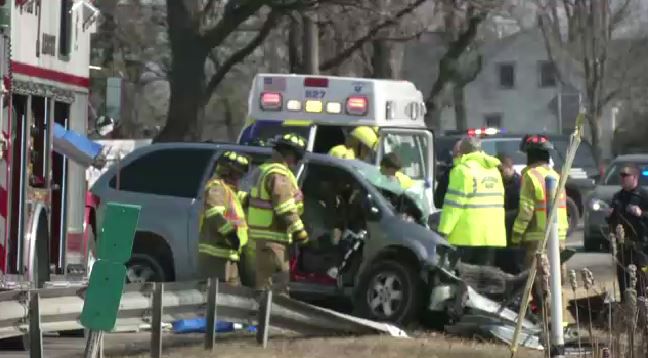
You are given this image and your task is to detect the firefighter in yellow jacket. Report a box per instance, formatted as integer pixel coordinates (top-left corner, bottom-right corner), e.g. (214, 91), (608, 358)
(197, 150), (251, 286)
(248, 133), (309, 293)
(329, 126), (377, 162)
(512, 134), (569, 272)
(437, 136), (506, 266)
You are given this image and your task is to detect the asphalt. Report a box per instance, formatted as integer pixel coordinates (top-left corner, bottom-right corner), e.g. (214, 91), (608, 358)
(0, 225), (617, 357)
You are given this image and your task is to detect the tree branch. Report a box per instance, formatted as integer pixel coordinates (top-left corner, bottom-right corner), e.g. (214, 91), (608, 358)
(203, 11), (281, 104)
(319, 0), (427, 71)
(200, 0), (266, 48)
(371, 29), (427, 42)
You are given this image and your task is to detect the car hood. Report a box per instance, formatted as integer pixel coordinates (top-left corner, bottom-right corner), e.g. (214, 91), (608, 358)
(589, 185), (619, 203)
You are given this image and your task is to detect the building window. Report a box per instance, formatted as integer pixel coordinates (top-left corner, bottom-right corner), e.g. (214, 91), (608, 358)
(60, 0), (73, 57)
(497, 62), (515, 89)
(484, 113), (503, 128)
(539, 60), (557, 87)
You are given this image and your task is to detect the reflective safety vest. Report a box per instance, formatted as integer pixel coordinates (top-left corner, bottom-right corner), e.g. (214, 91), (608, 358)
(437, 151), (506, 247)
(247, 162), (304, 244)
(395, 171), (415, 190)
(198, 178), (248, 261)
(329, 144), (356, 160)
(513, 165), (569, 241)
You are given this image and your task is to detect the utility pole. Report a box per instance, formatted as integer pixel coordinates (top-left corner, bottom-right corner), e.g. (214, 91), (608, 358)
(301, 10), (319, 74)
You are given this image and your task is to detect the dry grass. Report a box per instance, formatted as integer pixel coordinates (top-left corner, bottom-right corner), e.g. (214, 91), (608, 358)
(124, 334), (544, 358)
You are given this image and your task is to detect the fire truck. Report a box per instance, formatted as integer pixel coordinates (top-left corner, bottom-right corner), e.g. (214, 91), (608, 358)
(0, 0), (101, 288)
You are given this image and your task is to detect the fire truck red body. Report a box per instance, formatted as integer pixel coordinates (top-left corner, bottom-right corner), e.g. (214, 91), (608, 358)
(0, 0), (98, 287)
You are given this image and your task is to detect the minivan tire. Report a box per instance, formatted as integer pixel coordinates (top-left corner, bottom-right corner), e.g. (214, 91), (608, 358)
(355, 260), (422, 325)
(126, 254), (166, 283)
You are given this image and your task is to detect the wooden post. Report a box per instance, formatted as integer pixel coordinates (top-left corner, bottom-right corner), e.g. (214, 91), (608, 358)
(204, 278), (219, 351)
(256, 290), (272, 348)
(83, 330), (104, 358)
(151, 283), (164, 358)
(28, 290), (43, 358)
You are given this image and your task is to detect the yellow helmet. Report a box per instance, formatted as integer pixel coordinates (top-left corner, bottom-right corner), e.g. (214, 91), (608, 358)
(350, 126), (378, 150)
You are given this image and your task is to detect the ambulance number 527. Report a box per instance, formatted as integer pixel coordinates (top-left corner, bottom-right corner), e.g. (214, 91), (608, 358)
(305, 89), (326, 98)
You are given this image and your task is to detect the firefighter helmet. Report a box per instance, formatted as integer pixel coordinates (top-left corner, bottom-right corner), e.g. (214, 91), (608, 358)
(350, 126), (378, 150)
(272, 133), (307, 159)
(520, 134), (554, 153)
(216, 150), (250, 175)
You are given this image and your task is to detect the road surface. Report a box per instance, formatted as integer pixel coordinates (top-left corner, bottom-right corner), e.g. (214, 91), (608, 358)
(1, 226), (616, 357)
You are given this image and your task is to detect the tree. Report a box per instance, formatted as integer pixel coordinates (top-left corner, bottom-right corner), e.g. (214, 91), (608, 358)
(423, 0), (491, 130)
(536, 0), (644, 164)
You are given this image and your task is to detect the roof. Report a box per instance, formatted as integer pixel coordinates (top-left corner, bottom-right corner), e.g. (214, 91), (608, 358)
(613, 154), (648, 162)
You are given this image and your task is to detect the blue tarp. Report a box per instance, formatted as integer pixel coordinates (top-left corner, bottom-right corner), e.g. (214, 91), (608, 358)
(171, 318), (256, 334)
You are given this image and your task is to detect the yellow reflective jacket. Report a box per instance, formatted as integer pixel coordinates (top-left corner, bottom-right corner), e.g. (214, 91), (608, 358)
(395, 171), (415, 190)
(247, 162), (305, 244)
(512, 164), (569, 242)
(438, 151), (506, 247)
(198, 178), (248, 261)
(329, 144), (356, 160)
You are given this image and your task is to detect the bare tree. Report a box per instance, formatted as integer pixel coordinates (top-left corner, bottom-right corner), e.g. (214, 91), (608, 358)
(536, 0), (643, 164)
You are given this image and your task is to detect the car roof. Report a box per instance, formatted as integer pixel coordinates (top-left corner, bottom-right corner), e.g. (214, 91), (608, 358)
(613, 153), (648, 162)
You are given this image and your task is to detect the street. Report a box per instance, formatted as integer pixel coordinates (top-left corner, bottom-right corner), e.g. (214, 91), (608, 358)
(0, 225), (616, 357)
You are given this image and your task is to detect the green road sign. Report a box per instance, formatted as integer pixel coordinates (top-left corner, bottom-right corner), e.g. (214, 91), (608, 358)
(96, 203), (141, 263)
(81, 202), (141, 331)
(80, 261), (127, 331)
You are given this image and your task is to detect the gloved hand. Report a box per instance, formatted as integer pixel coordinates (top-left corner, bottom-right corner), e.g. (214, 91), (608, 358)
(292, 230), (309, 245)
(225, 232), (240, 251)
(511, 232), (523, 245)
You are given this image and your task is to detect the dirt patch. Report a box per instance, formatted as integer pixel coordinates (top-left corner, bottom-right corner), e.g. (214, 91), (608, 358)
(124, 334), (543, 358)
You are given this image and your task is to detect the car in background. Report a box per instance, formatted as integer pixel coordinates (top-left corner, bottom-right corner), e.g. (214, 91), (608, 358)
(90, 142), (460, 324)
(435, 129), (599, 236)
(584, 154), (648, 252)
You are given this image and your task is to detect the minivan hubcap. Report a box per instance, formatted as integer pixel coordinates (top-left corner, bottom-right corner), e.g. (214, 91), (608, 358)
(126, 264), (155, 283)
(367, 273), (403, 318)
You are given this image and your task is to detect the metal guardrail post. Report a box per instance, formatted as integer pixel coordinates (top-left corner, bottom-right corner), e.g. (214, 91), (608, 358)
(151, 283), (164, 358)
(28, 290), (43, 358)
(256, 289), (272, 348)
(204, 278), (219, 351)
(546, 176), (565, 358)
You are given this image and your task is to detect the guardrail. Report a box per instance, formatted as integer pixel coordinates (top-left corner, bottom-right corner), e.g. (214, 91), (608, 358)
(0, 279), (407, 357)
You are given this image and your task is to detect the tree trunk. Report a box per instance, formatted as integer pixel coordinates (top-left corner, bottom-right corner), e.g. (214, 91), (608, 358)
(301, 11), (319, 74)
(371, 39), (394, 79)
(588, 111), (603, 166)
(288, 15), (302, 73)
(155, 34), (208, 142)
(453, 84), (467, 131)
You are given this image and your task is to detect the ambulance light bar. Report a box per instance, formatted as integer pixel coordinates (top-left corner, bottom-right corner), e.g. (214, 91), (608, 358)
(260, 92), (282, 111)
(304, 77), (329, 88)
(467, 127), (507, 136)
(346, 96), (368, 116)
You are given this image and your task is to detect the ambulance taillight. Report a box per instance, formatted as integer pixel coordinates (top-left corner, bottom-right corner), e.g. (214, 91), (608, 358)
(260, 92), (282, 111)
(346, 96), (368, 116)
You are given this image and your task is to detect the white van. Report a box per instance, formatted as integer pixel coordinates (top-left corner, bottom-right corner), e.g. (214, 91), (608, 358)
(238, 73), (436, 208)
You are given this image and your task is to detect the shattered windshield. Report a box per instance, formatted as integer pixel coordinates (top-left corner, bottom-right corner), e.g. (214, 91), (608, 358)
(349, 160), (431, 220)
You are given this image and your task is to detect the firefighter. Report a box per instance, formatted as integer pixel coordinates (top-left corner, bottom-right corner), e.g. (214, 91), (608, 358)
(248, 133), (309, 294)
(437, 136), (506, 266)
(380, 152), (415, 190)
(512, 135), (569, 270)
(197, 150), (251, 286)
(606, 164), (648, 297)
(328, 126), (378, 162)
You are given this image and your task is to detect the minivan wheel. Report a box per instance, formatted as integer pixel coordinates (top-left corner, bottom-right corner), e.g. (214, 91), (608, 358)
(355, 260), (422, 325)
(126, 254), (166, 283)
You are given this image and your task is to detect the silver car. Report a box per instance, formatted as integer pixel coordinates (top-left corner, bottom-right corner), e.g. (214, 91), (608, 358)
(584, 154), (648, 251)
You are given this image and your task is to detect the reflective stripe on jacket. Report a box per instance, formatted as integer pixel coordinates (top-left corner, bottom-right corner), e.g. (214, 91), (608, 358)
(437, 151), (506, 247)
(247, 162), (304, 244)
(198, 178), (248, 261)
(512, 165), (569, 241)
(395, 171), (415, 190)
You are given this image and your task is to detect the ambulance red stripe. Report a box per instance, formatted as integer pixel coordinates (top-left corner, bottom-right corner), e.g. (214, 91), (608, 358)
(10, 61), (91, 88)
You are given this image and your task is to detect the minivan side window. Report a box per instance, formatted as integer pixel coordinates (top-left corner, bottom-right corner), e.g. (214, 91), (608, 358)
(109, 148), (215, 197)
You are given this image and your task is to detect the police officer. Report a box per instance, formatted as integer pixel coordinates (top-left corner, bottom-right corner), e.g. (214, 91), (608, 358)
(197, 150), (250, 286)
(248, 133), (309, 294)
(329, 126), (377, 162)
(380, 152), (415, 190)
(437, 136), (506, 265)
(606, 164), (648, 296)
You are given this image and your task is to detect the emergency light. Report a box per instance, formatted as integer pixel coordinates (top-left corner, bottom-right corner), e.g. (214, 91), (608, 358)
(346, 96), (368, 116)
(326, 102), (342, 114)
(467, 127), (507, 137)
(304, 77), (329, 88)
(305, 100), (323, 113)
(260, 92), (282, 111)
(286, 100), (302, 111)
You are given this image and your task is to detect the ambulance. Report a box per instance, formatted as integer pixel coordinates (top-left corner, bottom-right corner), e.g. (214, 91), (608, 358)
(238, 73), (436, 208)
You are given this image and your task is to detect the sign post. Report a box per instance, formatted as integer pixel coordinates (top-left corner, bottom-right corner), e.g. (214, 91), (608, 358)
(80, 203), (141, 358)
